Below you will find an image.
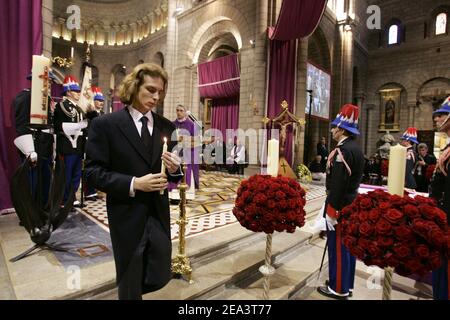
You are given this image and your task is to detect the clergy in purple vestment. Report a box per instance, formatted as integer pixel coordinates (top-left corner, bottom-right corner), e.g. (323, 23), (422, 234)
(168, 105), (200, 190)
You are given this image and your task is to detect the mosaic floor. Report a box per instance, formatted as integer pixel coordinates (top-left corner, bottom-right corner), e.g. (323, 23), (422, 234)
(80, 171), (326, 240)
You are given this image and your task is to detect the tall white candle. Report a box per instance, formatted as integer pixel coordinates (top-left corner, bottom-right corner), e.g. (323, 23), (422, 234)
(160, 137), (168, 195)
(387, 144), (406, 196)
(30, 55), (51, 126)
(70, 46), (74, 59)
(267, 139), (279, 177)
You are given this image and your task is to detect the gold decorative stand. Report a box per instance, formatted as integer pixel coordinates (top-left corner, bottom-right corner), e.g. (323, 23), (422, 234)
(259, 234), (275, 300)
(263, 100), (305, 179)
(171, 164), (194, 284)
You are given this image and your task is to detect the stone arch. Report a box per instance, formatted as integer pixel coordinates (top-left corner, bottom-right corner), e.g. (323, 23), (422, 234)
(307, 26), (331, 72)
(408, 67), (450, 104)
(191, 19), (242, 64)
(111, 63), (127, 91)
(186, 1), (250, 64)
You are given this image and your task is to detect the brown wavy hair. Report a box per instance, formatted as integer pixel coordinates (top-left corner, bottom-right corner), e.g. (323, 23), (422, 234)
(118, 63), (168, 106)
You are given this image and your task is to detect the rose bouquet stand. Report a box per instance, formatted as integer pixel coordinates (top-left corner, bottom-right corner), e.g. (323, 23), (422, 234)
(339, 146), (449, 301)
(259, 234), (275, 300)
(232, 175), (306, 300)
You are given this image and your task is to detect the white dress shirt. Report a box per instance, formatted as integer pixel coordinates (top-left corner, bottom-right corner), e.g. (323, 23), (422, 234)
(128, 105), (154, 197)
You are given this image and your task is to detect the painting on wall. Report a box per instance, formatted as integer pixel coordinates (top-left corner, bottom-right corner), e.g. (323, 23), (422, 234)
(378, 88), (401, 132)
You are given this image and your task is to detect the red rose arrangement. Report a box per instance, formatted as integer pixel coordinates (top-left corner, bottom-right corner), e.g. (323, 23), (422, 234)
(339, 189), (449, 276)
(233, 175), (306, 234)
(425, 164), (436, 181)
(380, 159), (389, 177)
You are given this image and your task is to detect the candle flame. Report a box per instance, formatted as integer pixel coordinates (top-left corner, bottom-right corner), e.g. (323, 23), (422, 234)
(164, 137), (167, 142)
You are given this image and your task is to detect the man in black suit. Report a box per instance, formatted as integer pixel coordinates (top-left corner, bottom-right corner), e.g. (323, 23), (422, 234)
(85, 63), (182, 300)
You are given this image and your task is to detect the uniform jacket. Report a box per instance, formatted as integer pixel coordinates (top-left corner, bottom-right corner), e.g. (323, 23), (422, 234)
(430, 144), (450, 225)
(325, 137), (365, 218)
(14, 89), (54, 159)
(53, 99), (96, 155)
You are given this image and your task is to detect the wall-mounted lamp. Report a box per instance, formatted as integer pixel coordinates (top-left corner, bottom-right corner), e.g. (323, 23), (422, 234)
(249, 39), (255, 48)
(175, 4), (184, 14)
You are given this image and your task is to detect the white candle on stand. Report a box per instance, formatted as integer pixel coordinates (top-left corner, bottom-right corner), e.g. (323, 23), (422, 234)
(387, 144), (406, 196)
(267, 139), (279, 177)
(30, 55), (51, 126)
(160, 137), (168, 195)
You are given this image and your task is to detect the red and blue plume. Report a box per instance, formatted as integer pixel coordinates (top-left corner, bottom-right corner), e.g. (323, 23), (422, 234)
(92, 86), (105, 101)
(63, 75), (81, 93)
(401, 127), (419, 145)
(331, 104), (360, 135)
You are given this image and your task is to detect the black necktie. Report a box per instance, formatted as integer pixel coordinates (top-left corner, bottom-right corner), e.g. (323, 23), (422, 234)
(140, 116), (152, 150)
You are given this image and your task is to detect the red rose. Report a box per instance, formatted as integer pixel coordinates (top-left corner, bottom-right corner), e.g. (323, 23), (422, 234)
(367, 242), (382, 257)
(375, 219), (392, 235)
(405, 259), (421, 273)
(394, 225), (413, 240)
(390, 195), (405, 207)
(368, 209), (381, 222)
(350, 246), (365, 259)
(360, 198), (373, 210)
(359, 222), (374, 236)
(434, 209), (447, 226)
(385, 209), (404, 224)
(358, 238), (370, 249)
(385, 254), (400, 268)
(420, 205), (437, 220)
(404, 204), (420, 219)
(377, 236), (394, 247)
(267, 200), (276, 209)
(393, 244), (410, 258)
(416, 245), (430, 258)
(343, 236), (357, 248)
(379, 202), (390, 211)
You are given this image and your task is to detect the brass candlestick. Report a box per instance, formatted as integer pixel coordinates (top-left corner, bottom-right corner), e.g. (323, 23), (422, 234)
(171, 163), (193, 284)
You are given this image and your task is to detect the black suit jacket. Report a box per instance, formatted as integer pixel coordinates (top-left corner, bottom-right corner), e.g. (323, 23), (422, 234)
(85, 108), (182, 290)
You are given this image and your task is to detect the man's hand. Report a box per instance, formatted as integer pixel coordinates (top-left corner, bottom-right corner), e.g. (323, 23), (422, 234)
(325, 214), (338, 231)
(134, 173), (168, 192)
(162, 152), (181, 174)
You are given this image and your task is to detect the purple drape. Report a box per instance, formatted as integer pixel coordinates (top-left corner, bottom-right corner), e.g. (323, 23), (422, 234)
(267, 40), (297, 165)
(266, 0), (327, 166)
(0, 0), (43, 212)
(198, 54), (240, 99)
(211, 97), (240, 139)
(269, 0), (327, 41)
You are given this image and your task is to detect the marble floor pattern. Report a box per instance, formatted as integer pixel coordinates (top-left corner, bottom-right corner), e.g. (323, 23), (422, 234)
(80, 170), (327, 240)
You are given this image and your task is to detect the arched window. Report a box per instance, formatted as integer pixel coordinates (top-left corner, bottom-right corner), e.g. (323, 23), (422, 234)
(436, 12), (447, 35)
(388, 24), (399, 44)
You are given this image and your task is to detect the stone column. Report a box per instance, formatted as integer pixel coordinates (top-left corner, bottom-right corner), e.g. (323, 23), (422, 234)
(294, 38), (308, 166)
(164, 0), (177, 119)
(42, 0), (53, 58)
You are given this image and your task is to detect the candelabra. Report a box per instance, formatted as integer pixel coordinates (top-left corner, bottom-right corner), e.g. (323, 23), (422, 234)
(171, 163), (194, 284)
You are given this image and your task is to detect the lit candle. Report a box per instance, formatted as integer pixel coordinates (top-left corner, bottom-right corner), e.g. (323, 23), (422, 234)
(387, 144), (406, 196)
(160, 137), (168, 195)
(267, 138), (279, 177)
(30, 55), (51, 126)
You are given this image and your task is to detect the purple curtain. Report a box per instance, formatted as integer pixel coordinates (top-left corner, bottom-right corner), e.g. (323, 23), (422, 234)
(269, 0), (327, 41)
(211, 97), (240, 139)
(198, 54), (240, 99)
(0, 0), (43, 212)
(266, 0), (327, 166)
(267, 40), (297, 165)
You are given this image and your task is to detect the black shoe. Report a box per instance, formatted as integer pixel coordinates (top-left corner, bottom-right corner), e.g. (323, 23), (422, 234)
(325, 280), (353, 297)
(317, 285), (349, 300)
